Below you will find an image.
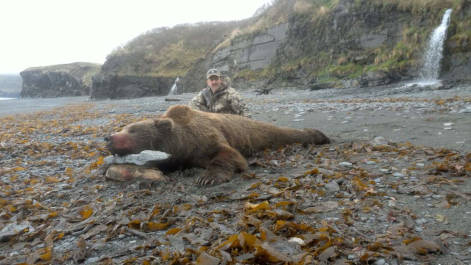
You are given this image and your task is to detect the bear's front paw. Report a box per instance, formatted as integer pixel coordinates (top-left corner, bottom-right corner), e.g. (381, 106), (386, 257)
(196, 172), (231, 186)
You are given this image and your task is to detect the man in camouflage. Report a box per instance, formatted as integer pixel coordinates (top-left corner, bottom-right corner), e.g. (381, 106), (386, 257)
(189, 68), (249, 117)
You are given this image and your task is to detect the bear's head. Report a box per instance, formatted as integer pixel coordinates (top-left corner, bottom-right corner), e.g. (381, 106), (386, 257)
(106, 118), (174, 156)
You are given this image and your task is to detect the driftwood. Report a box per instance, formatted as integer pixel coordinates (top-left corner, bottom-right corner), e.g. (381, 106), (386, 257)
(255, 87), (273, 95)
(165, 98), (182, 102)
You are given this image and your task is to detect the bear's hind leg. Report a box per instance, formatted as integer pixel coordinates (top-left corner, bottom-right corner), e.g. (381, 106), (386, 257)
(196, 144), (248, 186)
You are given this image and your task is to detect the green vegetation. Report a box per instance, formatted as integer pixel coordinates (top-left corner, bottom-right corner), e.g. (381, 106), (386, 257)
(100, 0), (470, 87)
(243, 0), (469, 84)
(23, 62), (100, 88)
(370, 0), (466, 14)
(103, 22), (241, 77)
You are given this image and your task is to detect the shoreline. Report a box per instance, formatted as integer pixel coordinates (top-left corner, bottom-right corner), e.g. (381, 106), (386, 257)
(1, 84), (470, 153)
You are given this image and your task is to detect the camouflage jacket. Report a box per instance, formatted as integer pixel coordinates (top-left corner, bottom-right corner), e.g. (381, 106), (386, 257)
(189, 85), (249, 117)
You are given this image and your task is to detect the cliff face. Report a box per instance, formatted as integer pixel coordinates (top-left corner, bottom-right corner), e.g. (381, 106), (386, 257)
(91, 74), (174, 99)
(20, 63), (100, 98)
(212, 23), (289, 71)
(182, 23), (289, 91)
(94, 0), (470, 98)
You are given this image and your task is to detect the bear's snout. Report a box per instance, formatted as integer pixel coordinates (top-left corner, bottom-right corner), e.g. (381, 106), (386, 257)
(106, 133), (136, 156)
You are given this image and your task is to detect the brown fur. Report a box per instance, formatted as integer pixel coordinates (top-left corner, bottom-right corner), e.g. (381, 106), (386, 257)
(106, 105), (330, 185)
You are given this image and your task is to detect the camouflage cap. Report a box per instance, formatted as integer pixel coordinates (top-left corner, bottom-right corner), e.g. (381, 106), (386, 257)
(206, 68), (221, 79)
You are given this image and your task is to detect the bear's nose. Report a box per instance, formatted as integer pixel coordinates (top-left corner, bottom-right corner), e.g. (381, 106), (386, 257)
(104, 136), (110, 142)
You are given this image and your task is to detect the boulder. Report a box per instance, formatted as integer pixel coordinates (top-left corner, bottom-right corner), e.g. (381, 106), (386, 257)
(360, 70), (393, 87)
(309, 82), (337, 91)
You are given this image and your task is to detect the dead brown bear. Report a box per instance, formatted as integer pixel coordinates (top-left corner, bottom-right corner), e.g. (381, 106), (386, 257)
(106, 105), (330, 185)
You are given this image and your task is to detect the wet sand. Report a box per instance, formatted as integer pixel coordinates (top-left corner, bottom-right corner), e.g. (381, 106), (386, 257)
(0, 96), (90, 116)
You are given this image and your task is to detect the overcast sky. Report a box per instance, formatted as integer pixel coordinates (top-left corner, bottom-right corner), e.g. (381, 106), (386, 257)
(0, 0), (273, 74)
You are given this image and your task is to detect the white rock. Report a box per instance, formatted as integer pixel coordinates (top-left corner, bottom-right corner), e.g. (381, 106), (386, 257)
(288, 237), (305, 245)
(372, 136), (388, 146)
(339, 162), (353, 168)
(104, 150), (171, 166)
(415, 218), (428, 225)
(374, 258), (386, 265)
(393, 172), (405, 178)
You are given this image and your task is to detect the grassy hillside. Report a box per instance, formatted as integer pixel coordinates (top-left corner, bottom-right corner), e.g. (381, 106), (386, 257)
(23, 62), (101, 88)
(100, 0), (470, 89)
(102, 22), (244, 77)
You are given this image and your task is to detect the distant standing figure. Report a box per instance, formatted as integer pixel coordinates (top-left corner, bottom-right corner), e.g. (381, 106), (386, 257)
(189, 68), (249, 116)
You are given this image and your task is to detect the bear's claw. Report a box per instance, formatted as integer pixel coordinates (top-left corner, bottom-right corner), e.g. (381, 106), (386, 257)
(196, 173), (231, 186)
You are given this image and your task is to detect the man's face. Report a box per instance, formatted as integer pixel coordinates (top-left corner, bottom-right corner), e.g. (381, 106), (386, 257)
(207, 76), (222, 92)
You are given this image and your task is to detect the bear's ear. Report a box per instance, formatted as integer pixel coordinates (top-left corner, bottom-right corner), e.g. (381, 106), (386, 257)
(154, 118), (173, 132)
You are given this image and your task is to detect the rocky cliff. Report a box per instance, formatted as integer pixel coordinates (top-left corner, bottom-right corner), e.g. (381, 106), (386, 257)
(93, 0), (470, 98)
(91, 74), (174, 99)
(272, 0), (471, 89)
(20, 62), (100, 98)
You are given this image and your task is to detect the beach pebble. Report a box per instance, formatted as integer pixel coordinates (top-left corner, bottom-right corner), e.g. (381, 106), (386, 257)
(372, 136), (388, 146)
(288, 237), (305, 245)
(325, 181), (340, 192)
(393, 172), (405, 178)
(415, 218), (428, 225)
(373, 258), (386, 265)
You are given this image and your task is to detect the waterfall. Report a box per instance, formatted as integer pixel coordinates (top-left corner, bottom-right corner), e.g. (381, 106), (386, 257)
(419, 9), (452, 83)
(167, 77), (180, 96)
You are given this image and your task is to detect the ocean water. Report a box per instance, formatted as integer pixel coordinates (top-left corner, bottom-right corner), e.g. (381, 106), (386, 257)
(0, 96), (90, 117)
